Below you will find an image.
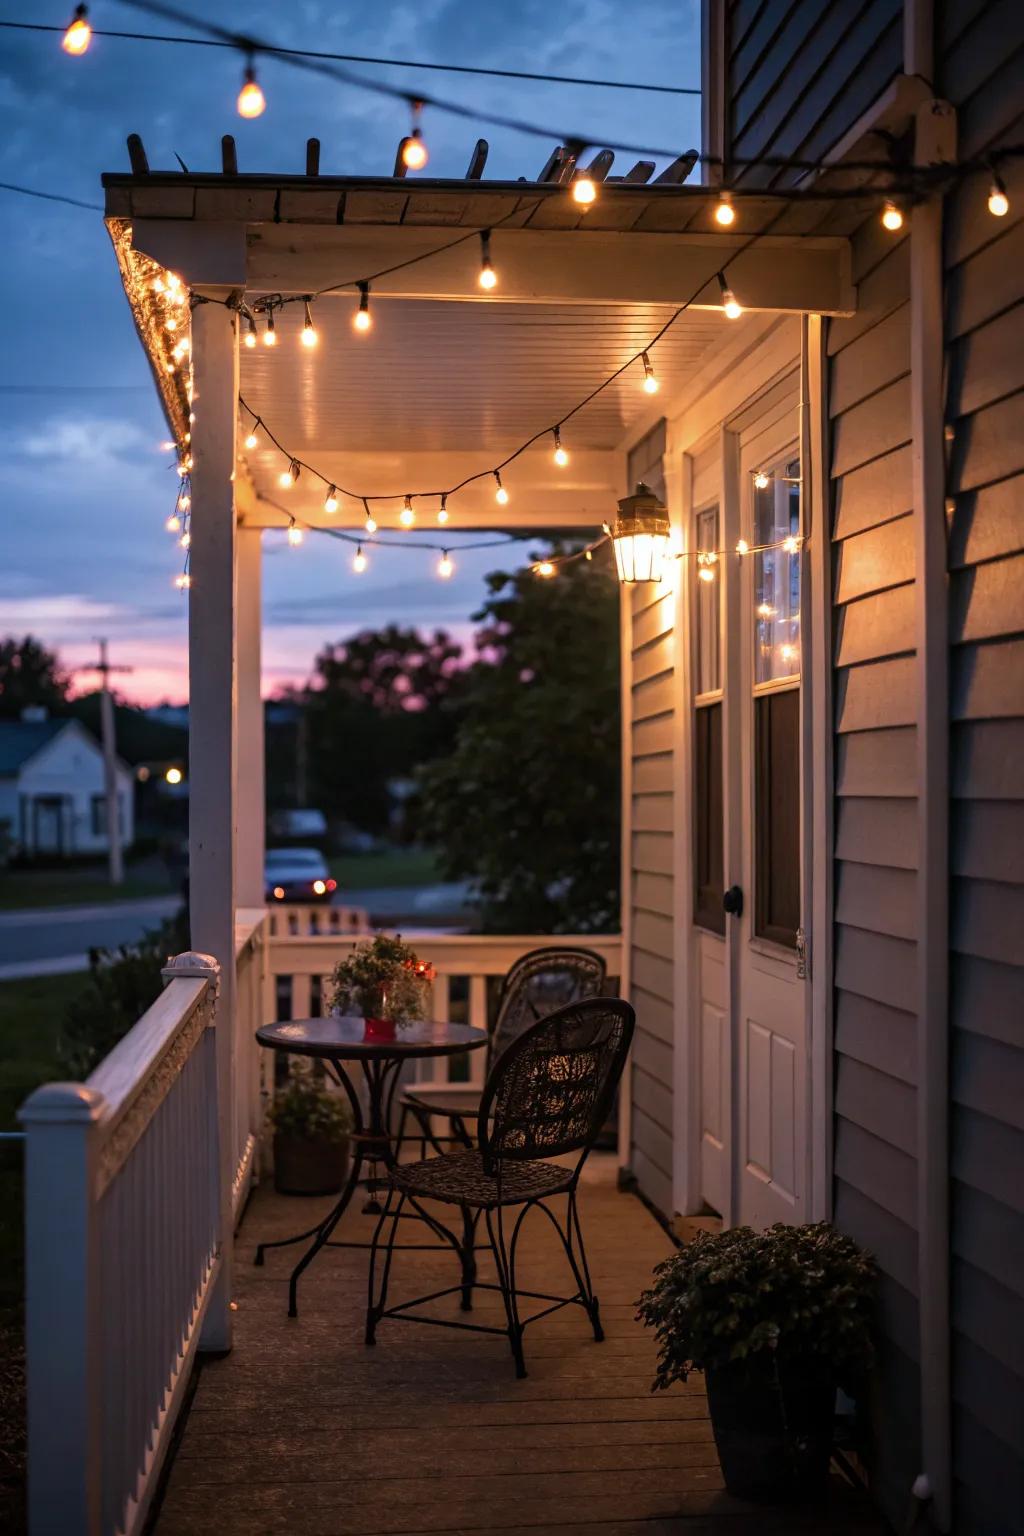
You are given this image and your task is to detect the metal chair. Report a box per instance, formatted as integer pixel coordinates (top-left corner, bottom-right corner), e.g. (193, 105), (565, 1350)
(395, 945), (608, 1156)
(365, 996), (635, 1377)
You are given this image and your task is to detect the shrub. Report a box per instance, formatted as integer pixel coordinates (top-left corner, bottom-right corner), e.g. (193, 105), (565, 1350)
(636, 1222), (875, 1392)
(268, 1075), (352, 1143)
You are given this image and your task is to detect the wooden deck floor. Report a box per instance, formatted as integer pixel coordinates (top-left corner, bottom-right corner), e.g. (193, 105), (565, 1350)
(154, 1159), (882, 1535)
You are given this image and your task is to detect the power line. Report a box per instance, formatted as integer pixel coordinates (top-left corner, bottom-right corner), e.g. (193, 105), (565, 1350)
(0, 18), (700, 95)
(0, 179), (101, 211)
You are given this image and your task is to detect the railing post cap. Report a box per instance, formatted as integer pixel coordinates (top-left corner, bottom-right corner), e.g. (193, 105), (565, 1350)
(161, 951), (221, 994)
(18, 1082), (106, 1125)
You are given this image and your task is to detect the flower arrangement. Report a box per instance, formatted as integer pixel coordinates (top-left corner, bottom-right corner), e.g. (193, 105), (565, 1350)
(327, 933), (436, 1025)
(267, 1072), (353, 1144)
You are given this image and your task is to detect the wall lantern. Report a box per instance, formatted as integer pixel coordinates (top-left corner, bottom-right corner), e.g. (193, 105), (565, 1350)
(611, 483), (671, 583)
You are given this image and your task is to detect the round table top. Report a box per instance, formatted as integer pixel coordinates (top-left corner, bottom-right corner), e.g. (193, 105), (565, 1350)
(256, 1015), (488, 1061)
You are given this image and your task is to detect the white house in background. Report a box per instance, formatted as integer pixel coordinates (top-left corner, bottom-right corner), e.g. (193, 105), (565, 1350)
(0, 711), (134, 858)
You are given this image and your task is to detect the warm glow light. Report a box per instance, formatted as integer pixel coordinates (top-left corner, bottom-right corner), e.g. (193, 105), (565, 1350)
(175, 573), (192, 591)
(736, 538), (750, 555)
(535, 560), (556, 577)
(698, 566), (715, 583)
(244, 425), (259, 450)
(287, 520), (303, 546)
(494, 472), (509, 506)
(273, 886), (285, 900)
(402, 130), (428, 170)
(438, 551), (454, 579)
(780, 643), (797, 664)
(438, 496), (449, 525)
(279, 463), (296, 489)
(479, 230), (497, 290)
(180, 531), (191, 549)
(783, 534), (799, 554)
(881, 200), (903, 231)
(165, 766), (183, 785)
(641, 352), (659, 394)
(718, 272), (743, 319)
(313, 880), (327, 895)
(324, 486), (338, 513)
(400, 495), (416, 528)
(301, 300), (317, 348)
(237, 67), (266, 119)
(352, 546), (367, 573)
(988, 175), (1009, 217)
(354, 284), (371, 332)
(753, 471), (770, 489)
(714, 193), (735, 227)
(166, 514), (181, 533)
(757, 602), (774, 618)
(612, 484), (671, 584)
(364, 510), (378, 534)
(573, 176), (597, 206)
(263, 312), (277, 346)
(553, 428), (569, 467)
(62, 5), (91, 55)
(244, 324), (257, 349)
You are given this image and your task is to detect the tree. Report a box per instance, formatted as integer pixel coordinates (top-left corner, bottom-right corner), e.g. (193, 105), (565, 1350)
(0, 635), (69, 719)
(419, 544), (621, 932)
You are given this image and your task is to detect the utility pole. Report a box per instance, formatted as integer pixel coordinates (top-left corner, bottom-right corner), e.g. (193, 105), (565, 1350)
(79, 640), (132, 887)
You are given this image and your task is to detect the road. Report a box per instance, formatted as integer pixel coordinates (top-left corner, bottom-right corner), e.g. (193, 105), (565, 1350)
(0, 896), (181, 980)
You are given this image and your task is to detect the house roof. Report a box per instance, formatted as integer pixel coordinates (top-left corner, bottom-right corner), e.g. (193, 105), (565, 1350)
(0, 719), (69, 776)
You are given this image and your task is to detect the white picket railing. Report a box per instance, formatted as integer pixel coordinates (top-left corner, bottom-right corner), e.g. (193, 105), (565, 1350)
(233, 909), (269, 1218)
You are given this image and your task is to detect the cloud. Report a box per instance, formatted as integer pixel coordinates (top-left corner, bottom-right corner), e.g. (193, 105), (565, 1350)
(20, 415), (151, 464)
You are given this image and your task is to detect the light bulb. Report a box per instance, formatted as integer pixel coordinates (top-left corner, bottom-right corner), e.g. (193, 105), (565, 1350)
(263, 312), (277, 346)
(553, 429), (569, 467)
(494, 472), (509, 506)
(179, 494), (190, 509)
(166, 513), (181, 533)
(244, 425), (259, 450)
(353, 546), (367, 573)
(535, 560), (556, 578)
(438, 551), (454, 579)
(783, 534), (799, 554)
(402, 129), (428, 171)
(175, 572), (192, 590)
(718, 272), (742, 319)
(757, 602), (774, 618)
(780, 643), (797, 664)
(736, 538), (750, 555)
(287, 521), (303, 546)
(180, 531), (191, 549)
(714, 193), (735, 227)
(641, 352), (659, 394)
(698, 566), (715, 583)
(882, 200), (903, 232)
(438, 496), (449, 525)
(279, 460), (298, 489)
(753, 470), (770, 490)
(364, 512), (377, 534)
(62, 5), (91, 55)
(237, 66), (266, 120)
(165, 316), (178, 333)
(988, 175), (1009, 217)
(244, 326), (257, 349)
(400, 495), (415, 528)
(301, 300), (317, 348)
(323, 486), (338, 514)
(573, 176), (597, 206)
(478, 230), (496, 289)
(354, 283), (371, 332)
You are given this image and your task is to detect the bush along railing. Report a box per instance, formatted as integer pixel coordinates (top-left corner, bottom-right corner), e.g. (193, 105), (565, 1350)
(19, 952), (225, 1536)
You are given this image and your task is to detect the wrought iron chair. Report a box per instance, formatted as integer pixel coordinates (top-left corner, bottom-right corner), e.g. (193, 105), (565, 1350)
(395, 945), (608, 1156)
(366, 996), (635, 1378)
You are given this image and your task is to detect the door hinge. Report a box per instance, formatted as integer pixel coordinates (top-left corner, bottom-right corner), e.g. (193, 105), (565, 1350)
(795, 927), (809, 980)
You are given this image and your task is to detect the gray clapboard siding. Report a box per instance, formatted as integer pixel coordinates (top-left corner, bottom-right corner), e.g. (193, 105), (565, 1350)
(835, 860), (916, 940)
(830, 375), (912, 478)
(950, 551), (1024, 643)
(953, 1107), (1024, 1215)
(952, 1258), (1024, 1375)
(835, 796), (918, 870)
(951, 635), (1024, 719)
(829, 306), (912, 417)
(833, 990), (916, 1085)
(834, 1118), (916, 1228)
(835, 655), (916, 733)
(835, 584), (915, 667)
(947, 300), (1024, 418)
(949, 473), (1024, 568)
(834, 514), (915, 603)
(951, 800), (1024, 883)
(835, 725), (917, 797)
(952, 719), (1024, 799)
(951, 952), (1024, 1049)
(832, 444), (913, 540)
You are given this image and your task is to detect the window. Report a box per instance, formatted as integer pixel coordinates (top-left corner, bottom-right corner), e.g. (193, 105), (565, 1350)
(90, 795), (125, 837)
(753, 458), (801, 685)
(694, 702), (724, 933)
(754, 690), (801, 946)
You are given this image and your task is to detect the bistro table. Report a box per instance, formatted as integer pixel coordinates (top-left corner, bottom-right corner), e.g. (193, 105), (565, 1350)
(254, 1015), (488, 1316)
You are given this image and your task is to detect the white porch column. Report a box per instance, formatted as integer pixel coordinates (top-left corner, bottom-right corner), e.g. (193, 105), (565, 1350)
(236, 526), (265, 907)
(188, 297), (238, 1351)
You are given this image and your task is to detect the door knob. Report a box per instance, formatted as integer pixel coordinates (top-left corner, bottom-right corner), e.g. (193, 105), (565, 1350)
(723, 885), (743, 917)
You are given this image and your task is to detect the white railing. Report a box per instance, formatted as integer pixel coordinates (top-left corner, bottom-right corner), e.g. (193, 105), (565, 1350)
(19, 952), (228, 1536)
(233, 909), (269, 1219)
(265, 902), (370, 939)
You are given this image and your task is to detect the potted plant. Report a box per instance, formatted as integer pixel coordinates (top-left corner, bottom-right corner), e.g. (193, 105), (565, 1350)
(637, 1222), (875, 1502)
(327, 933), (435, 1038)
(268, 1072), (353, 1196)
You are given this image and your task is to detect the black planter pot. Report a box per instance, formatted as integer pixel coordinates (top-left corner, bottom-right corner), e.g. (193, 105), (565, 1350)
(273, 1132), (350, 1196)
(705, 1355), (836, 1502)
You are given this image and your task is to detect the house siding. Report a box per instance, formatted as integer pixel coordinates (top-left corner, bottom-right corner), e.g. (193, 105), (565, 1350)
(938, 4), (1024, 1528)
(626, 422), (675, 1216)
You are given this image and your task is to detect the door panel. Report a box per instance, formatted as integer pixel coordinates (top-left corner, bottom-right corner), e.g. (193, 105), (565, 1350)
(698, 936), (728, 1215)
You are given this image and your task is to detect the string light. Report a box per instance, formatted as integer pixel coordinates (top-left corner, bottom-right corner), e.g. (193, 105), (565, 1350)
(352, 545), (367, 573)
(263, 309), (277, 347)
(400, 494), (416, 527)
(237, 59), (266, 119)
(753, 470), (770, 490)
(696, 552), (718, 583)
(478, 230), (497, 290)
(175, 572), (192, 590)
(402, 102), (428, 169)
(244, 420), (260, 450)
(714, 191), (735, 227)
(363, 500), (378, 534)
(438, 550), (454, 578)
(180, 530), (191, 549)
(279, 459), (299, 489)
(354, 282), (372, 332)
(323, 485), (338, 513)
(301, 299), (318, 348)
(61, 5), (91, 55)
(641, 352), (659, 393)
(881, 200), (904, 231)
(718, 272), (742, 319)
(572, 174), (597, 206)
(534, 560), (556, 577)
(757, 602), (774, 618)
(287, 518), (303, 546)
(437, 493), (449, 525)
(494, 471), (509, 505)
(988, 171), (1009, 217)
(782, 534), (799, 554)
(553, 427), (569, 467)
(166, 512), (181, 533)
(244, 314), (257, 348)
(736, 538), (750, 555)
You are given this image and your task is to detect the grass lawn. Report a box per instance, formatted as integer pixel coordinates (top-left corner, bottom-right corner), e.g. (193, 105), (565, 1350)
(0, 862), (174, 912)
(330, 847), (446, 890)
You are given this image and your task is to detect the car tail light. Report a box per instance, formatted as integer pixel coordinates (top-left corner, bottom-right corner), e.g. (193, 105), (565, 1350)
(312, 879), (327, 895)
(326, 878), (337, 892)
(273, 886), (285, 900)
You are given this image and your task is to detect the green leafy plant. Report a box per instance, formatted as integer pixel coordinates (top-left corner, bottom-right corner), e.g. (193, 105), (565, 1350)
(636, 1223), (875, 1391)
(268, 1075), (353, 1143)
(327, 933), (434, 1024)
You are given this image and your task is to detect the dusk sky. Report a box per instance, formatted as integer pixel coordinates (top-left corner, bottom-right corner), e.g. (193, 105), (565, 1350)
(0, 2), (700, 705)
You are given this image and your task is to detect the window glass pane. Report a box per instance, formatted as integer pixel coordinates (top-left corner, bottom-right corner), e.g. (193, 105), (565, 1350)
(695, 506), (720, 696)
(753, 458), (801, 685)
(693, 702), (724, 934)
(754, 689), (800, 947)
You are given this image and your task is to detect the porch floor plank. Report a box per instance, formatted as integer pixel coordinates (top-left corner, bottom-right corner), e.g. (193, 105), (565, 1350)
(153, 1158), (881, 1535)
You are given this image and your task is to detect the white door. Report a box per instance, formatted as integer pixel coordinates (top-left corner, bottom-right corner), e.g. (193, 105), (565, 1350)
(732, 444), (808, 1227)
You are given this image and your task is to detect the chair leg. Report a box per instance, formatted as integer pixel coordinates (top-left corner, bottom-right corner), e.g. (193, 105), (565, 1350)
(365, 1188), (404, 1346)
(566, 1189), (603, 1342)
(459, 1205), (479, 1311)
(486, 1205), (526, 1378)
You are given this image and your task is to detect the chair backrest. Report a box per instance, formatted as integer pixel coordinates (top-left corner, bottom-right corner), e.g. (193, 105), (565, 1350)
(478, 997), (635, 1171)
(489, 946), (608, 1066)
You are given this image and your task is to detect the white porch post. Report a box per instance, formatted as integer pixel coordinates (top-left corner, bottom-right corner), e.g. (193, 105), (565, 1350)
(188, 297), (239, 1351)
(236, 526), (265, 908)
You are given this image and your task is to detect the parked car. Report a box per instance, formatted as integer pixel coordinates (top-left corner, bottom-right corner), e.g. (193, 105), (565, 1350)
(268, 808), (328, 842)
(264, 847), (336, 903)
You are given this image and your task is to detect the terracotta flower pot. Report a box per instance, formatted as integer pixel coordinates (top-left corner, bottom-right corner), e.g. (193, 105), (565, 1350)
(273, 1132), (350, 1197)
(705, 1355), (836, 1501)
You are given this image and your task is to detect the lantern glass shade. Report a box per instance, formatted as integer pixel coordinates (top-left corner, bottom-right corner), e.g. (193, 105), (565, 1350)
(612, 484), (671, 583)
